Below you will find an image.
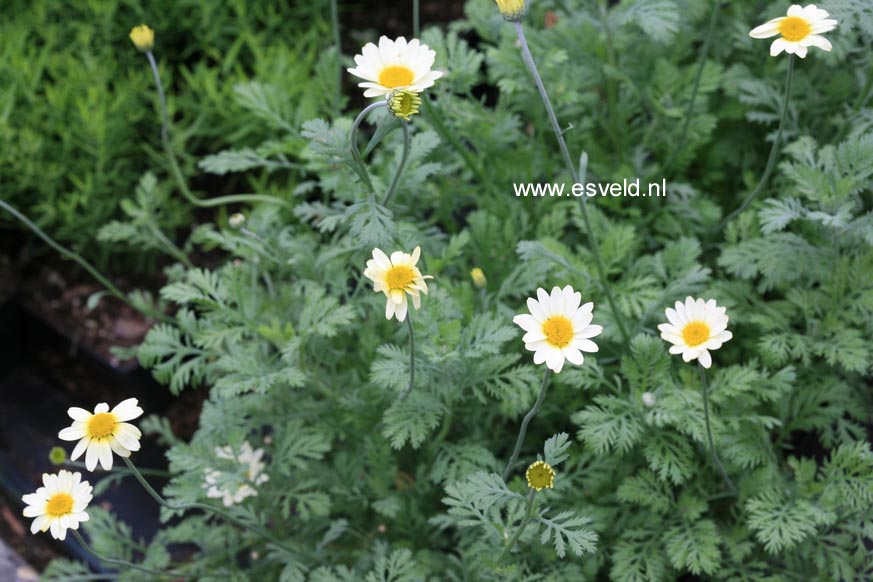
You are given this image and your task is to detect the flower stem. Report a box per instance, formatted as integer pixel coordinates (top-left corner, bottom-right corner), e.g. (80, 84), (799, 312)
(497, 490), (537, 563)
(661, 0), (720, 173)
(144, 52), (289, 209)
(71, 530), (185, 580)
(513, 22), (631, 349)
(382, 120), (410, 206)
(121, 457), (298, 557)
(400, 312), (416, 398)
(413, 0), (420, 37)
(697, 363), (736, 494)
(719, 54), (795, 229)
(0, 200), (169, 323)
(502, 368), (550, 482)
(349, 101), (387, 193)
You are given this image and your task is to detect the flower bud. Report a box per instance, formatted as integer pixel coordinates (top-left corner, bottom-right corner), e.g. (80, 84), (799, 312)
(642, 392), (656, 408)
(129, 24), (155, 52)
(49, 446), (67, 466)
(388, 90), (421, 122)
(229, 213), (246, 229)
(470, 267), (487, 289)
(495, 0), (525, 21)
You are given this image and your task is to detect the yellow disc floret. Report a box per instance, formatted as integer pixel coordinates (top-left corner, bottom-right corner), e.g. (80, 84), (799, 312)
(378, 66), (415, 89)
(386, 265), (416, 292)
(87, 413), (117, 439)
(681, 322), (710, 347)
(778, 16), (812, 42)
(543, 316), (573, 348)
(526, 461), (556, 491)
(46, 493), (74, 517)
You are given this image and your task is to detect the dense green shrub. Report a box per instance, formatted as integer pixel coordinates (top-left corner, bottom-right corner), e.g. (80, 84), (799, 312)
(14, 0), (873, 580)
(0, 0), (335, 266)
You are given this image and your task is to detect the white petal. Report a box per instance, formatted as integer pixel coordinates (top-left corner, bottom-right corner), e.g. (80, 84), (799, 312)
(71, 438), (89, 462)
(59, 424), (86, 441)
(97, 441), (114, 471)
(770, 38), (788, 56)
(94, 403), (109, 414)
(575, 324), (603, 339)
(385, 298), (396, 320)
(527, 297), (547, 323)
(545, 349), (564, 373)
(67, 407), (92, 421)
(549, 287), (565, 315)
(513, 314), (541, 332)
(111, 398), (143, 422)
(698, 350), (712, 368)
(802, 34), (831, 51)
(787, 4), (803, 17)
(85, 440), (100, 471)
(563, 347), (584, 366)
(114, 424), (142, 451)
(395, 296), (409, 322)
(749, 18), (783, 39)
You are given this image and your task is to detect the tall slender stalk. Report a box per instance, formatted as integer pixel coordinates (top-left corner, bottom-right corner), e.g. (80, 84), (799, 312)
(71, 530), (185, 580)
(400, 312), (416, 398)
(349, 101), (387, 193)
(497, 490), (537, 562)
(121, 457), (298, 557)
(502, 368), (550, 481)
(143, 51), (289, 209)
(0, 200), (169, 323)
(698, 363), (736, 494)
(661, 0), (720, 173)
(383, 120), (410, 206)
(413, 0), (420, 37)
(512, 22), (631, 349)
(719, 55), (795, 229)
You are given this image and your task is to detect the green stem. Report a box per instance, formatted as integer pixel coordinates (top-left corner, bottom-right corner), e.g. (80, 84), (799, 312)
(349, 101), (386, 193)
(330, 0), (342, 112)
(719, 55), (795, 229)
(698, 363), (736, 494)
(413, 0), (420, 37)
(421, 97), (489, 188)
(382, 120), (410, 206)
(63, 460), (171, 478)
(121, 457), (298, 557)
(661, 0), (720, 173)
(497, 490), (537, 563)
(502, 368), (550, 482)
(147, 222), (193, 268)
(71, 530), (185, 580)
(513, 22), (631, 349)
(400, 312), (416, 398)
(144, 52), (289, 209)
(0, 200), (169, 323)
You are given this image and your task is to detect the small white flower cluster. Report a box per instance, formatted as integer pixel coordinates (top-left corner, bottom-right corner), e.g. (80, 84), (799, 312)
(204, 441), (270, 507)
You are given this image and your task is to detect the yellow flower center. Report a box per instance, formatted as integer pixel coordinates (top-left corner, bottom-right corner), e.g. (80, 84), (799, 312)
(542, 316), (573, 348)
(779, 16), (811, 42)
(385, 265), (416, 292)
(682, 321), (711, 347)
(378, 65), (415, 89)
(87, 413), (117, 439)
(525, 461), (555, 491)
(46, 493), (74, 517)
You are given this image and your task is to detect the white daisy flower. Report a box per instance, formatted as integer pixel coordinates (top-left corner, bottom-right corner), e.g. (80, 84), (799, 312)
(58, 398), (143, 472)
(204, 441), (269, 507)
(363, 246), (433, 322)
(658, 297), (733, 369)
(512, 285), (603, 374)
(749, 4), (837, 58)
(348, 36), (444, 98)
(21, 470), (92, 540)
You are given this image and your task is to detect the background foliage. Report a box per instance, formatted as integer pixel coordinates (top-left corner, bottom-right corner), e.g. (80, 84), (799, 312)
(8, 0), (872, 580)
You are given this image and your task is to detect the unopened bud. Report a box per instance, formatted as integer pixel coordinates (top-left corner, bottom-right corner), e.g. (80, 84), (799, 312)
(642, 392), (656, 407)
(129, 24), (155, 52)
(470, 267), (487, 288)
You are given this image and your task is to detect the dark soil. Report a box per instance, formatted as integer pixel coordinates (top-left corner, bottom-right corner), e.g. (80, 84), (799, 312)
(20, 263), (155, 370)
